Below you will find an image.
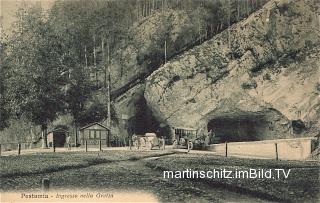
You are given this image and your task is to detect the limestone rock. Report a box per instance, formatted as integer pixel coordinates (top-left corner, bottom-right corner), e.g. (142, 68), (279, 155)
(144, 0), (320, 140)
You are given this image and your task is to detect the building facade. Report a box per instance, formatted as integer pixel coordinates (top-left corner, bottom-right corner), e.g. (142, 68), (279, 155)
(79, 122), (110, 147)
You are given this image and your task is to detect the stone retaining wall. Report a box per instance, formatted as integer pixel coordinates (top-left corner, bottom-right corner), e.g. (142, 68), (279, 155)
(208, 137), (317, 160)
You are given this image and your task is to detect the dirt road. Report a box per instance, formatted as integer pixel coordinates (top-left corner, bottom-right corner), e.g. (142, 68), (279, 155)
(1, 153), (275, 203)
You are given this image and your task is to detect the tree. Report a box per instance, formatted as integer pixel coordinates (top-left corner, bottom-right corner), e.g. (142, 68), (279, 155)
(64, 65), (92, 145)
(78, 100), (108, 127)
(6, 6), (67, 148)
(0, 41), (9, 130)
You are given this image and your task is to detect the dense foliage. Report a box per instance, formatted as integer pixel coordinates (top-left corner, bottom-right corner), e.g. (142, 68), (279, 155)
(0, 41), (9, 130)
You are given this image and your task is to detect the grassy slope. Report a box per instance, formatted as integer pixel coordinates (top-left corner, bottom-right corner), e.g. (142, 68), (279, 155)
(144, 154), (320, 202)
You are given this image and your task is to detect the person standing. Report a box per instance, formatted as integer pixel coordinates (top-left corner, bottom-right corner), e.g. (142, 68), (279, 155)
(204, 129), (212, 146)
(161, 136), (165, 150)
(66, 134), (71, 150)
(171, 126), (176, 144)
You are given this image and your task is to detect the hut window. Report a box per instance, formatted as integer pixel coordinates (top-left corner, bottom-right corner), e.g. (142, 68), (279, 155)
(101, 131), (106, 139)
(89, 130), (95, 139)
(97, 131), (101, 139)
(88, 130), (102, 139)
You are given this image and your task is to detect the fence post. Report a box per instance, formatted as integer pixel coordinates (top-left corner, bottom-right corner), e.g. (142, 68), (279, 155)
(53, 142), (56, 153)
(85, 140), (88, 152)
(99, 140), (102, 151)
(129, 139), (132, 150)
(18, 143), (21, 155)
(225, 141), (228, 157)
(42, 178), (50, 192)
(275, 143), (279, 160)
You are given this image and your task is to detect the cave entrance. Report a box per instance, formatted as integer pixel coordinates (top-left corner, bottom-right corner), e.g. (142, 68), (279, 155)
(207, 113), (268, 143)
(128, 97), (171, 140)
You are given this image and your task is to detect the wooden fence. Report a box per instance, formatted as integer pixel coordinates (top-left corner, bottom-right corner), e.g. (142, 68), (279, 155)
(0, 142), (38, 155)
(0, 137), (130, 155)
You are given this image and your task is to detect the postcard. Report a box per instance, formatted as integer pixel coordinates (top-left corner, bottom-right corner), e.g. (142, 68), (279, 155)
(0, 0), (319, 202)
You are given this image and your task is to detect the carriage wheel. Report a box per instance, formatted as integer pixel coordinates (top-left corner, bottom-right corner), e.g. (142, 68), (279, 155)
(146, 141), (153, 150)
(172, 140), (178, 149)
(134, 141), (139, 150)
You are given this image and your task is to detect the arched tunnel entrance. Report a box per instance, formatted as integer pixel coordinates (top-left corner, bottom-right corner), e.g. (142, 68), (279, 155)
(207, 110), (290, 143)
(127, 97), (171, 140)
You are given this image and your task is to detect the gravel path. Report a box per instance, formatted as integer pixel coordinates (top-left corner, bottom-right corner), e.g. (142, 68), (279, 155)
(0, 154), (276, 203)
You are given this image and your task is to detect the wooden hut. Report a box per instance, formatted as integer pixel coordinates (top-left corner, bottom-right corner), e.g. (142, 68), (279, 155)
(79, 122), (110, 147)
(47, 128), (69, 147)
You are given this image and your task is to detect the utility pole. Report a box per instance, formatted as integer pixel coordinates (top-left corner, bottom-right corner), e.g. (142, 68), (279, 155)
(101, 34), (111, 129)
(237, 0), (240, 21)
(228, 0), (231, 50)
(107, 38), (111, 129)
(84, 45), (88, 69)
(93, 35), (98, 87)
(102, 36), (111, 129)
(102, 37), (106, 88)
(198, 5), (202, 43)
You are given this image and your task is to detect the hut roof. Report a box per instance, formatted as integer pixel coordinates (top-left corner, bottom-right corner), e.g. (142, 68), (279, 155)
(174, 127), (197, 131)
(47, 128), (69, 135)
(80, 122), (110, 130)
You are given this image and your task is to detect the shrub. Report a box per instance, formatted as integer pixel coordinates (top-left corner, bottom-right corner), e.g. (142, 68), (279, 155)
(315, 82), (320, 92)
(241, 80), (257, 89)
(167, 75), (181, 88)
(263, 73), (271, 80)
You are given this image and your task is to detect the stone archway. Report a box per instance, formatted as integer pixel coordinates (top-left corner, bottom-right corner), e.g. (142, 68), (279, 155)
(128, 96), (171, 139)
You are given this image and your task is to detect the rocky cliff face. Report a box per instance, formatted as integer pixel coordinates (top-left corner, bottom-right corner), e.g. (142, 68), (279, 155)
(110, 9), (199, 92)
(110, 3), (265, 99)
(143, 0), (320, 141)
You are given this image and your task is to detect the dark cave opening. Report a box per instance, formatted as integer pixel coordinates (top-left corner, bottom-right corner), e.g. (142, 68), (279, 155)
(128, 97), (171, 139)
(207, 113), (269, 143)
(292, 119), (306, 134)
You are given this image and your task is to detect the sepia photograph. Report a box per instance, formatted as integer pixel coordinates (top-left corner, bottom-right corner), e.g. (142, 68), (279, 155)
(0, 0), (319, 202)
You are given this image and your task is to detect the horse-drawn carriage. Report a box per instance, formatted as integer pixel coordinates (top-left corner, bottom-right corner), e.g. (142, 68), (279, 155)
(172, 127), (211, 151)
(132, 133), (165, 150)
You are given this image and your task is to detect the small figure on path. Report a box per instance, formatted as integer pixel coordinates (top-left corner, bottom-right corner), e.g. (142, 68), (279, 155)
(204, 129), (212, 147)
(171, 126), (176, 144)
(161, 136), (165, 150)
(208, 129), (216, 144)
(66, 135), (71, 150)
(132, 134), (140, 149)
